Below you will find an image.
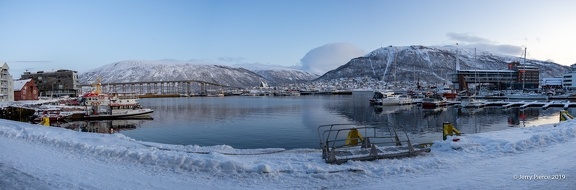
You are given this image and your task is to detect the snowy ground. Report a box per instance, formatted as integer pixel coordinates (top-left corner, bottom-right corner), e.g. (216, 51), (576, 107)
(1, 118), (575, 190)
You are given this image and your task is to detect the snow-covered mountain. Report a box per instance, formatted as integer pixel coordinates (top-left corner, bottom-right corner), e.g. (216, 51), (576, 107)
(79, 60), (319, 87)
(79, 46), (568, 88)
(253, 69), (319, 85)
(317, 45), (569, 84)
(79, 60), (267, 87)
(234, 63), (320, 85)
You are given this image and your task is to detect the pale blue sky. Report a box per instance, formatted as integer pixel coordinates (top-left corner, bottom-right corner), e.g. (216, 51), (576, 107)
(1, 0), (575, 76)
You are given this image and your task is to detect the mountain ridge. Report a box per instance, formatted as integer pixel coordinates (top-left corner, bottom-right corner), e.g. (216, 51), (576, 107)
(79, 60), (319, 87)
(78, 46), (569, 88)
(317, 45), (568, 85)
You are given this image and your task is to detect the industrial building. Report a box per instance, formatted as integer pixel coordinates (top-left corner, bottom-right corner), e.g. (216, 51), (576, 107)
(20, 69), (80, 97)
(450, 61), (541, 92)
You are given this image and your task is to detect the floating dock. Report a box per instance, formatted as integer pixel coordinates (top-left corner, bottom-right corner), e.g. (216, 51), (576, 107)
(496, 100), (576, 109)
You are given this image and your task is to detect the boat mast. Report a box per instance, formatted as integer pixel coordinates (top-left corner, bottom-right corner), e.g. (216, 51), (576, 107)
(393, 46), (397, 83)
(522, 47), (527, 90)
(475, 48), (478, 93)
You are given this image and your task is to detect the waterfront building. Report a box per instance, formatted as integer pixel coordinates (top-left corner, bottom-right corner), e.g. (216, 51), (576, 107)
(20, 69), (80, 97)
(14, 79), (38, 101)
(541, 77), (563, 90)
(0, 63), (14, 101)
(450, 61), (540, 92)
(562, 64), (576, 90)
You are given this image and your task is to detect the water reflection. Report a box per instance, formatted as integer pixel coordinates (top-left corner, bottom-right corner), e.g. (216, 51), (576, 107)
(355, 101), (566, 145)
(58, 119), (149, 134)
(121, 94), (571, 149)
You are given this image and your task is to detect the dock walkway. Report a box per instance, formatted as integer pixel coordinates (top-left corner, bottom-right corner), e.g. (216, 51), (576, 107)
(489, 100), (575, 109)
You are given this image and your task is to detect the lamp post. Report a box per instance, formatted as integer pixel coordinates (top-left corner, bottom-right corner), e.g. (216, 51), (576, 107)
(51, 83), (54, 99)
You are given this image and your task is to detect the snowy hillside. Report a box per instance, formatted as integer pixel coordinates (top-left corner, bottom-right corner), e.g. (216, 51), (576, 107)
(318, 45), (569, 84)
(79, 60), (318, 87)
(254, 69), (319, 85)
(79, 60), (268, 87)
(235, 62), (320, 84)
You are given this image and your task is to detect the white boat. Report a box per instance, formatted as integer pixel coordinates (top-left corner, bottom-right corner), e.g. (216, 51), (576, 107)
(460, 98), (487, 108)
(79, 108), (154, 120)
(370, 91), (413, 106)
(411, 93), (426, 104)
(73, 80), (153, 120)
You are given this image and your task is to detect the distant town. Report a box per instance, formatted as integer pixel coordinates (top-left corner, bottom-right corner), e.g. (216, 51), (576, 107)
(2, 61), (576, 102)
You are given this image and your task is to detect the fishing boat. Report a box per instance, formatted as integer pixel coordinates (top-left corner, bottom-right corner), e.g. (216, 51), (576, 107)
(71, 79), (153, 120)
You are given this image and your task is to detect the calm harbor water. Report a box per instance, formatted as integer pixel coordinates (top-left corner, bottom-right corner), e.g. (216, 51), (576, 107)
(67, 92), (573, 149)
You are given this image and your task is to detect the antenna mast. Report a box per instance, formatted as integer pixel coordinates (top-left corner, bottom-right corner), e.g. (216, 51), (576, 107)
(522, 47), (527, 90)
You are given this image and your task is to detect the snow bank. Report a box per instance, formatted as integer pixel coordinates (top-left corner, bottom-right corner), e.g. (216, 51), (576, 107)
(1, 118), (575, 189)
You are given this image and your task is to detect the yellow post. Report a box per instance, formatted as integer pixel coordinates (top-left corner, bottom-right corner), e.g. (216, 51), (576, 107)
(560, 110), (574, 122)
(443, 122), (460, 140)
(40, 117), (50, 126)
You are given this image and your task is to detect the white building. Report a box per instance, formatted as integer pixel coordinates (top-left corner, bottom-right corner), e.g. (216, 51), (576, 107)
(0, 63), (14, 101)
(541, 77), (563, 88)
(563, 64), (576, 90)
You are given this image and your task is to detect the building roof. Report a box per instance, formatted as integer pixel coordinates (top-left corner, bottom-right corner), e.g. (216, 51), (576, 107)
(13, 79), (32, 91)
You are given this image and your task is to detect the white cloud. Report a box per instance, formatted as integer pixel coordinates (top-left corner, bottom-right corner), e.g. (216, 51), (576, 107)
(300, 43), (365, 75)
(447, 33), (524, 56)
(217, 56), (246, 63)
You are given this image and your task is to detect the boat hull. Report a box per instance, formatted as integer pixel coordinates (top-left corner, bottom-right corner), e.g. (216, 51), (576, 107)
(77, 109), (154, 120)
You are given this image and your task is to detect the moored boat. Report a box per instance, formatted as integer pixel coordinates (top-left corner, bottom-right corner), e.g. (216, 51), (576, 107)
(370, 91), (413, 106)
(72, 79), (153, 120)
(421, 97), (447, 109)
(79, 108), (154, 120)
(31, 107), (73, 123)
(460, 98), (487, 108)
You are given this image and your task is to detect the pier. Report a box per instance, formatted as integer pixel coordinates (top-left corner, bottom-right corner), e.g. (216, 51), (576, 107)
(423, 100), (576, 110)
(492, 100), (576, 109)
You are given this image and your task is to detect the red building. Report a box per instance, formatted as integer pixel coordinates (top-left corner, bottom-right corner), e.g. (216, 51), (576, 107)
(14, 79), (38, 101)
